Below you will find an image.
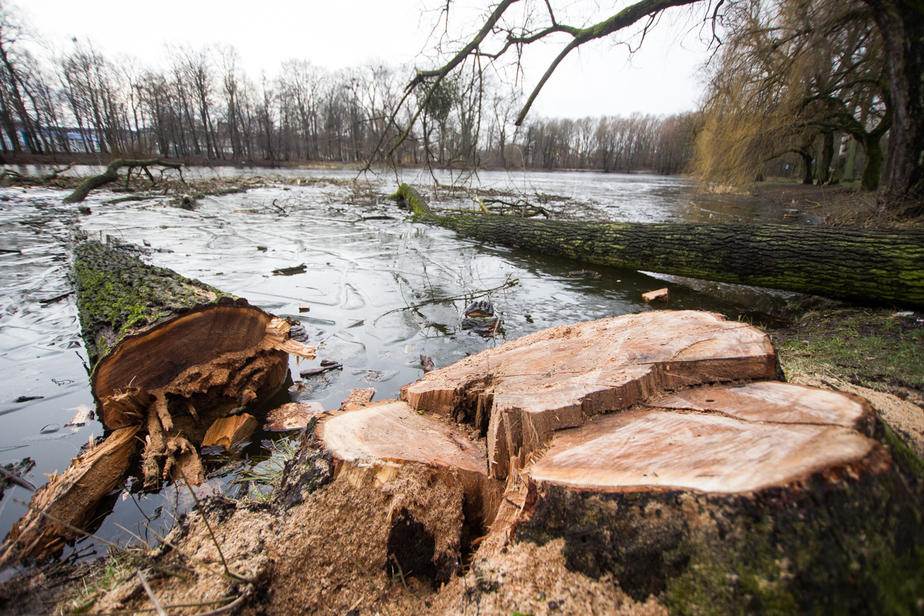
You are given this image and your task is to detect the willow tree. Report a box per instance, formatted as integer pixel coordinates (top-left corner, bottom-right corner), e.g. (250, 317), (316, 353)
(694, 0), (890, 191)
(375, 0), (921, 209)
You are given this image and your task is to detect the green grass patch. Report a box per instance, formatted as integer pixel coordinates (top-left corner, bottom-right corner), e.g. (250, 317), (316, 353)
(770, 301), (924, 403)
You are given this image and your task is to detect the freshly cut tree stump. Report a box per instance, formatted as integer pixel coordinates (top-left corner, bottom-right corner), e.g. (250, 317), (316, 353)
(402, 311), (777, 478)
(317, 400), (504, 534)
(528, 383), (880, 494)
(516, 383), (923, 612)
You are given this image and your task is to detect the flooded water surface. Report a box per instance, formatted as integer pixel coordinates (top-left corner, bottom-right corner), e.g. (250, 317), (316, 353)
(0, 168), (807, 561)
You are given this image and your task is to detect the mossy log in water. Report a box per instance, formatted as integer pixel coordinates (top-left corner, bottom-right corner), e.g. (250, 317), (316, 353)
(399, 185), (924, 307)
(0, 241), (315, 565)
(62, 158), (183, 204)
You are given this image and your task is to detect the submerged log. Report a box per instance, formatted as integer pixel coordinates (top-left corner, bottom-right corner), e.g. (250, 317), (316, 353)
(1, 241), (315, 564)
(399, 186), (924, 307)
(402, 310), (777, 479)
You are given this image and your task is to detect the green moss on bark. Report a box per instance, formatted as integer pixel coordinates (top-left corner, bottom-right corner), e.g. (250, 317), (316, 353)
(517, 465), (924, 614)
(73, 241), (230, 366)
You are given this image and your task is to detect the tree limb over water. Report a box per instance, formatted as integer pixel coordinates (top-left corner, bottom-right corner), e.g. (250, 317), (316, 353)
(62, 159), (184, 204)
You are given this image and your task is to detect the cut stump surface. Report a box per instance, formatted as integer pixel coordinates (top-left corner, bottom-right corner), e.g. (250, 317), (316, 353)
(529, 383), (883, 494)
(402, 311), (777, 478)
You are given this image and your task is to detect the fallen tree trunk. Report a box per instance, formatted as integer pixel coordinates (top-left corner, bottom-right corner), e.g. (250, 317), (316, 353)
(393, 184), (924, 307)
(0, 240), (315, 565)
(62, 158), (183, 203)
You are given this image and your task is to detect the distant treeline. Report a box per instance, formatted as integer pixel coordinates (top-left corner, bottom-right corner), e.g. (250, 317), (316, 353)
(0, 5), (695, 174)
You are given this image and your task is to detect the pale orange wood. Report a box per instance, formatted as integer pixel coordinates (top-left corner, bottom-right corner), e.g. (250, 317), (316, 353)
(202, 414), (259, 449)
(0, 426), (141, 565)
(528, 383), (885, 494)
(264, 402), (325, 431)
(317, 400), (504, 526)
(647, 381), (873, 429)
(401, 311), (777, 478)
(641, 287), (669, 302)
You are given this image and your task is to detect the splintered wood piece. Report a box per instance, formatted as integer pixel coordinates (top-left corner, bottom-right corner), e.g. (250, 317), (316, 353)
(340, 388), (376, 411)
(202, 414), (259, 450)
(642, 287), (669, 302)
(264, 402), (326, 431)
(0, 426), (141, 565)
(647, 381), (873, 429)
(401, 311), (776, 478)
(317, 400), (504, 526)
(528, 383), (883, 494)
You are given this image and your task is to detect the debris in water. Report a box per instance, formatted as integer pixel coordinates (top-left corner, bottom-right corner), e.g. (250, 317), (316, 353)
(264, 401), (325, 431)
(420, 355), (435, 372)
(642, 287), (669, 303)
(65, 405), (94, 427)
(464, 299), (494, 318)
(273, 264), (307, 276)
(300, 361), (342, 378)
(14, 395), (43, 403)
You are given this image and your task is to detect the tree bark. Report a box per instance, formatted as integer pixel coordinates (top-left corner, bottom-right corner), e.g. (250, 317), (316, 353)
(0, 241), (315, 564)
(863, 0), (924, 207)
(62, 158), (183, 204)
(395, 187), (924, 307)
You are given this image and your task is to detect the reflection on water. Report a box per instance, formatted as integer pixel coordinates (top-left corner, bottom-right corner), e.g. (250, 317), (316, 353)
(0, 168), (803, 560)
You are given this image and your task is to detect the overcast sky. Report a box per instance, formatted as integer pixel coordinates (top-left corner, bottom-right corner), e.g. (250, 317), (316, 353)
(20, 0), (712, 119)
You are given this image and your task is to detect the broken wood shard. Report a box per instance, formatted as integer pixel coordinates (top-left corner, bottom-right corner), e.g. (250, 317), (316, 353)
(202, 414), (259, 450)
(641, 287), (669, 302)
(0, 426), (141, 566)
(402, 311), (776, 478)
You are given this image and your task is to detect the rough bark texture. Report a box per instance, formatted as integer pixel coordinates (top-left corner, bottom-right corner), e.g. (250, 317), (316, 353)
(863, 0), (924, 206)
(62, 158), (183, 204)
(413, 212), (924, 307)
